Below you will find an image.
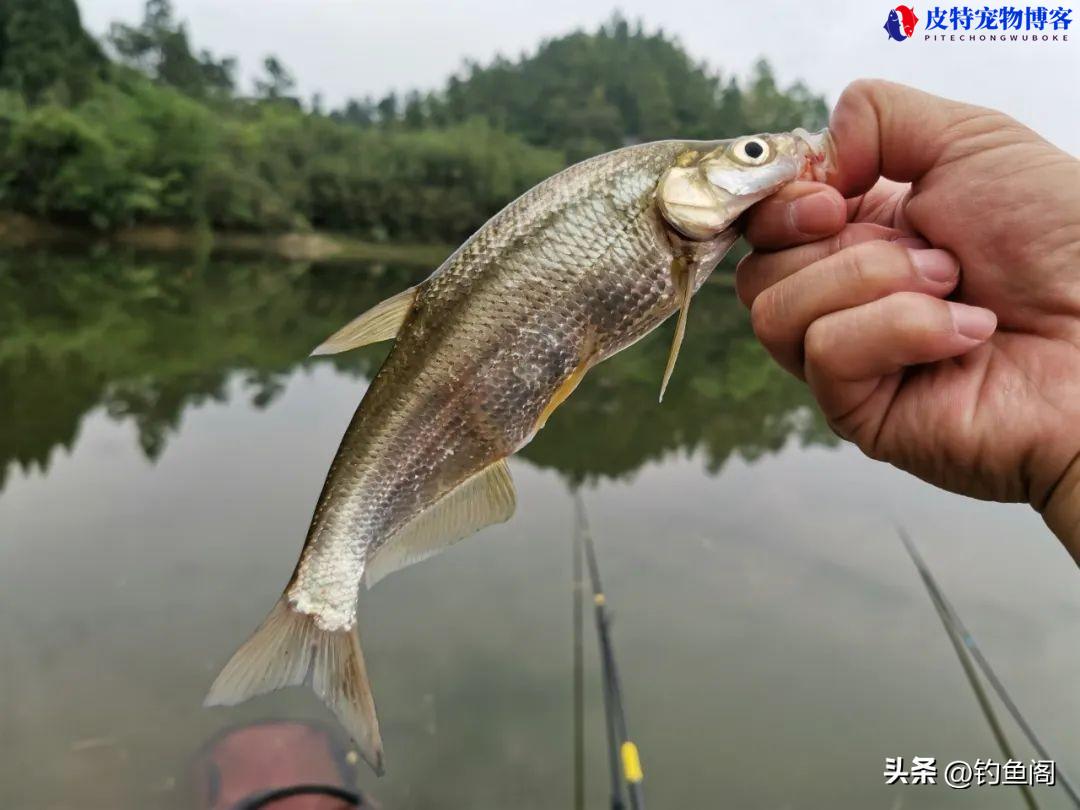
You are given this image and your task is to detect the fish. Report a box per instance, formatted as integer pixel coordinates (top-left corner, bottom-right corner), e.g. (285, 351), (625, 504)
(897, 4), (919, 36)
(205, 127), (834, 774)
(884, 9), (906, 40)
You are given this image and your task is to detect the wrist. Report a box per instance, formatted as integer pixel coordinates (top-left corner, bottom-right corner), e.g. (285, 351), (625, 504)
(1040, 453), (1080, 564)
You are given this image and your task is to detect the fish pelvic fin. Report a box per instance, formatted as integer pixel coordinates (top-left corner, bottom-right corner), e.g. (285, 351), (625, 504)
(535, 358), (592, 433)
(659, 256), (696, 403)
(364, 459), (516, 588)
(204, 596), (384, 775)
(311, 285), (418, 356)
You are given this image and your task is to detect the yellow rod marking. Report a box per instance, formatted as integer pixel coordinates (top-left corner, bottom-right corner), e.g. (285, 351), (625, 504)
(593, 593), (606, 606)
(621, 741), (644, 783)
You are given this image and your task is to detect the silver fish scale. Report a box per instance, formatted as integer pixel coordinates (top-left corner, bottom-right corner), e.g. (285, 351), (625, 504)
(288, 140), (726, 630)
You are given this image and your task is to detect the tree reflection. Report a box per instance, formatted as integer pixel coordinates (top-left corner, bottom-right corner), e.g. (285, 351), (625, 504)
(0, 249), (834, 492)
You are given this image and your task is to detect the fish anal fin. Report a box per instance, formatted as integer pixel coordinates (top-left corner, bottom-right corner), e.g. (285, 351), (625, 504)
(205, 596), (384, 775)
(534, 359), (592, 433)
(311, 286), (418, 356)
(364, 459), (516, 587)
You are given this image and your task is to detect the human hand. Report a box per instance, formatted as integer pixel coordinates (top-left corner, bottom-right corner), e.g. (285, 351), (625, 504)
(736, 80), (1080, 560)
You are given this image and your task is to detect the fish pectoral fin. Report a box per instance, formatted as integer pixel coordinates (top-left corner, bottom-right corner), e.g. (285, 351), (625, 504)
(311, 286), (419, 356)
(659, 257), (695, 403)
(363, 459), (516, 588)
(534, 359), (592, 433)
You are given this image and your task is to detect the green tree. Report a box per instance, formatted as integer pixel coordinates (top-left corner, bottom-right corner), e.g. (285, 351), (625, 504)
(254, 55), (296, 100)
(108, 0), (233, 96)
(433, 15), (827, 157)
(0, 6), (829, 239)
(402, 91), (425, 129)
(0, 0), (104, 103)
(376, 93), (399, 126)
(334, 97), (375, 127)
(735, 60), (828, 134)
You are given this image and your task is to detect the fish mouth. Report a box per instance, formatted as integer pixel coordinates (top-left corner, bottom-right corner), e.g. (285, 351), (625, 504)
(792, 127), (835, 183)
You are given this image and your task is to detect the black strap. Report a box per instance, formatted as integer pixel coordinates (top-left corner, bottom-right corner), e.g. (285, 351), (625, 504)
(231, 783), (363, 809)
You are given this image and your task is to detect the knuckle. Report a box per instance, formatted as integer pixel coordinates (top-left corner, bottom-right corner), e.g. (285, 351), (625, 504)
(734, 255), (759, 308)
(750, 293), (778, 344)
(826, 230), (852, 255)
(889, 292), (943, 334)
(942, 105), (1017, 144)
(752, 278), (801, 347)
(842, 242), (876, 286)
(858, 429), (890, 462)
(839, 79), (879, 110)
(838, 223), (898, 250)
(803, 319), (834, 372)
(825, 415), (856, 444)
(838, 240), (910, 291)
(830, 410), (879, 454)
(835, 241), (877, 286)
(835, 79), (890, 131)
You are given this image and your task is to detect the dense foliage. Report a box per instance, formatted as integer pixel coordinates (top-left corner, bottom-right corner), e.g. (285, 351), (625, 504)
(0, 249), (834, 491)
(0, 1), (828, 240)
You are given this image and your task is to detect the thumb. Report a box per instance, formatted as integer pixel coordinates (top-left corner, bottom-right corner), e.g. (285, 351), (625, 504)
(828, 79), (1026, 197)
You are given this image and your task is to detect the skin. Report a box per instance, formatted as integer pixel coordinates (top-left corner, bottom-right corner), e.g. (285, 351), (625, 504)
(735, 79), (1080, 563)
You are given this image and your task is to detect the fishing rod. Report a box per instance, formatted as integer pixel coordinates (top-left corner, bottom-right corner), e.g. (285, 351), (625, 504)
(574, 492), (626, 810)
(898, 527), (1037, 809)
(573, 503), (586, 810)
(574, 492), (645, 810)
(897, 527), (1080, 808)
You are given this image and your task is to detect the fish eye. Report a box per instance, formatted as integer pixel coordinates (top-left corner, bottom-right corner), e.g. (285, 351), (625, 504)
(730, 137), (771, 166)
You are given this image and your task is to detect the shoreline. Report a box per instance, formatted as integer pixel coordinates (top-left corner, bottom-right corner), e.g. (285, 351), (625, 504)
(0, 213), (450, 266)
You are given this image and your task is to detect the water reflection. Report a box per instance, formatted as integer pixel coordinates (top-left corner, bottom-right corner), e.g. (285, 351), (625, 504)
(4, 249), (1078, 810)
(0, 248), (833, 493)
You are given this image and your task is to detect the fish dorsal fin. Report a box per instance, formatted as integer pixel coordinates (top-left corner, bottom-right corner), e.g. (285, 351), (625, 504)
(363, 459), (516, 587)
(311, 286), (419, 356)
(658, 257), (695, 403)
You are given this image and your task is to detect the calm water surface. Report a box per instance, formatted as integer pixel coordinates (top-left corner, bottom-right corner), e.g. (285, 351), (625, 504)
(2, 249), (1078, 809)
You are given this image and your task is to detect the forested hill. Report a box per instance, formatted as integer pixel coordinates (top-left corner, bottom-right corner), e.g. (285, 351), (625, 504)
(0, 0), (828, 242)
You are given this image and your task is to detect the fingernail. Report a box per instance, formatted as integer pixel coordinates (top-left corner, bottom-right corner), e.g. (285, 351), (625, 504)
(909, 248), (958, 283)
(894, 236), (931, 250)
(789, 192), (842, 236)
(948, 302), (997, 341)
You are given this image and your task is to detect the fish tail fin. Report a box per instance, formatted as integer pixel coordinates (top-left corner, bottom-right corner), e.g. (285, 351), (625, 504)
(204, 595), (384, 775)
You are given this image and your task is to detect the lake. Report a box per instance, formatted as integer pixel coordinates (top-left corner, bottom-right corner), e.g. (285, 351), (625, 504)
(2, 248), (1078, 809)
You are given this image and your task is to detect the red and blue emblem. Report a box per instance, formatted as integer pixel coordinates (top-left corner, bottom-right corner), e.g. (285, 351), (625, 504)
(884, 5), (919, 40)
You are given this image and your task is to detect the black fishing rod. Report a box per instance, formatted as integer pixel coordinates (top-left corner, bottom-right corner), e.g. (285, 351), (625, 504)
(898, 527), (1080, 809)
(573, 503), (586, 810)
(574, 492), (645, 810)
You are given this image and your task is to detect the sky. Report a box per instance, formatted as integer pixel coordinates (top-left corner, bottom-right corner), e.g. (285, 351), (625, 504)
(79, 0), (1080, 154)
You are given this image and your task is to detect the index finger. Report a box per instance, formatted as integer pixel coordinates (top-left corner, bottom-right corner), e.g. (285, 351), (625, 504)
(742, 181), (847, 250)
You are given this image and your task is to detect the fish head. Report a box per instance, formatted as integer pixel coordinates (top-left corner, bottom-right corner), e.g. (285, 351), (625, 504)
(656, 128), (835, 241)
